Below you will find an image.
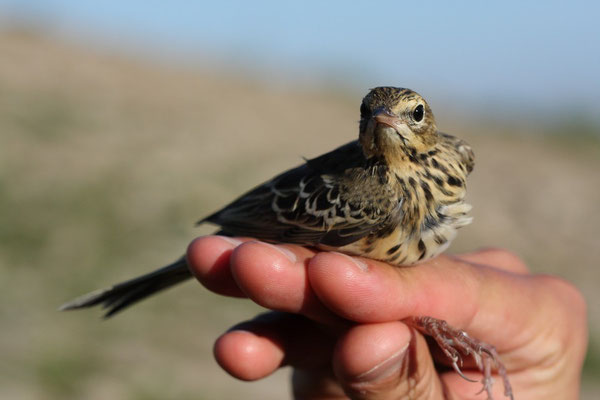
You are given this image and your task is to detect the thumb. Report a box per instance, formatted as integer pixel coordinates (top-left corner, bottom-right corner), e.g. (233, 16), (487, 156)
(332, 321), (445, 400)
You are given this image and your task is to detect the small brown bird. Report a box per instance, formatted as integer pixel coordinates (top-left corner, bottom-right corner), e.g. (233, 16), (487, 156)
(61, 87), (512, 399)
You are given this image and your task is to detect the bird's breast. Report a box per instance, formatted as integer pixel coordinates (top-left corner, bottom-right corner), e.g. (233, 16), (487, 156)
(338, 199), (471, 266)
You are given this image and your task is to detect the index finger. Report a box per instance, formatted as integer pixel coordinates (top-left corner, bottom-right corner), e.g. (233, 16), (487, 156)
(306, 251), (549, 351)
(453, 248), (530, 274)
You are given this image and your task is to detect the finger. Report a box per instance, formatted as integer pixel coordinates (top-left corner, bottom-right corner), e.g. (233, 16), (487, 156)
(292, 369), (348, 400)
(332, 321), (445, 400)
(214, 312), (335, 381)
(453, 247), (530, 274)
(307, 251), (548, 350)
(186, 235), (252, 297)
(229, 241), (347, 327)
(215, 315), (449, 400)
(441, 370), (516, 400)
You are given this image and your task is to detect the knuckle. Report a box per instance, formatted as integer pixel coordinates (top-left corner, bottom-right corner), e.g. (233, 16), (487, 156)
(537, 275), (587, 317)
(340, 347), (437, 400)
(343, 374), (436, 400)
(525, 275), (589, 382)
(481, 247), (529, 272)
(533, 274), (588, 347)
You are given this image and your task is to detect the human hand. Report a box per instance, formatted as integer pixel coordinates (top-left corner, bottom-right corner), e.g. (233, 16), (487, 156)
(186, 236), (587, 399)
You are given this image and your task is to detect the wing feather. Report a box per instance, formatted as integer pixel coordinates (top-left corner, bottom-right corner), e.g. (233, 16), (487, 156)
(200, 140), (401, 247)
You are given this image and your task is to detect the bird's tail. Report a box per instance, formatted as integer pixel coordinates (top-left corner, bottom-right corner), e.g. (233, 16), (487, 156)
(59, 257), (192, 318)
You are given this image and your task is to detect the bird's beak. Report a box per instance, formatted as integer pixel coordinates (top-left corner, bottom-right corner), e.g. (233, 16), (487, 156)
(372, 108), (406, 142)
(373, 108), (401, 130)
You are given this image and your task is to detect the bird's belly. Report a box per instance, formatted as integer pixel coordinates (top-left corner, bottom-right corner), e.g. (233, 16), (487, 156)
(335, 227), (451, 266)
(333, 202), (472, 266)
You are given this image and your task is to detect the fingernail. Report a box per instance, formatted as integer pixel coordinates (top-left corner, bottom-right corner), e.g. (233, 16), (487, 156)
(331, 252), (368, 271)
(355, 343), (408, 382)
(261, 242), (297, 263)
(220, 236), (242, 247)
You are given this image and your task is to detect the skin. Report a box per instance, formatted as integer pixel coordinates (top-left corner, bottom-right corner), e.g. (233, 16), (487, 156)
(186, 236), (587, 399)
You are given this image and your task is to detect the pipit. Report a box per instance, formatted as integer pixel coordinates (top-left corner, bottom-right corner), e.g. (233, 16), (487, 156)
(62, 87), (512, 399)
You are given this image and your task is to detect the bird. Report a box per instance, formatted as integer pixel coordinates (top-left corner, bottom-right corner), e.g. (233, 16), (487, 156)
(61, 87), (512, 399)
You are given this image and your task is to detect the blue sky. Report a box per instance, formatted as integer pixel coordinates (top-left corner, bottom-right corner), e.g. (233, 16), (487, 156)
(2, 0), (599, 117)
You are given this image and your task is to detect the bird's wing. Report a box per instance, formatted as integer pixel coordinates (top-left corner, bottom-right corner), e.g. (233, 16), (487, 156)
(199, 141), (400, 247)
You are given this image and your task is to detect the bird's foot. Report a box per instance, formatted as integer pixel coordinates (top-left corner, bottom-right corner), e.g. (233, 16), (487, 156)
(408, 316), (513, 400)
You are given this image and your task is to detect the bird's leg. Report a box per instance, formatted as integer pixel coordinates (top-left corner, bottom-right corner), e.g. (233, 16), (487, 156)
(406, 316), (513, 400)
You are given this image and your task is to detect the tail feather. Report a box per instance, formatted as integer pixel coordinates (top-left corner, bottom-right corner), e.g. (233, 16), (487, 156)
(59, 258), (192, 318)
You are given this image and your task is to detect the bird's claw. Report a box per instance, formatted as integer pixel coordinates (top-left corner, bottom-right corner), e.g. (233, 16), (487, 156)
(452, 359), (478, 382)
(408, 316), (514, 400)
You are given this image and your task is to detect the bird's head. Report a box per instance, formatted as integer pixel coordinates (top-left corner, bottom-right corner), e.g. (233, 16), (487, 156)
(359, 87), (438, 161)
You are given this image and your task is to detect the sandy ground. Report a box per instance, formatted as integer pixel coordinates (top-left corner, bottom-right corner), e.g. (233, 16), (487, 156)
(1, 31), (598, 399)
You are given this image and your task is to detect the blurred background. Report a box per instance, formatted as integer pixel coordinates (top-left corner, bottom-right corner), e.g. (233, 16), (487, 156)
(1, 1), (598, 399)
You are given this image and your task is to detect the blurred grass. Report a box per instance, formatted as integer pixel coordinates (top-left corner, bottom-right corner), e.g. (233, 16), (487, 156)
(584, 339), (600, 379)
(0, 31), (598, 399)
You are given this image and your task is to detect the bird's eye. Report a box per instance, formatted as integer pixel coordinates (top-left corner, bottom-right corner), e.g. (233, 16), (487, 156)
(360, 102), (370, 117)
(412, 104), (424, 122)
